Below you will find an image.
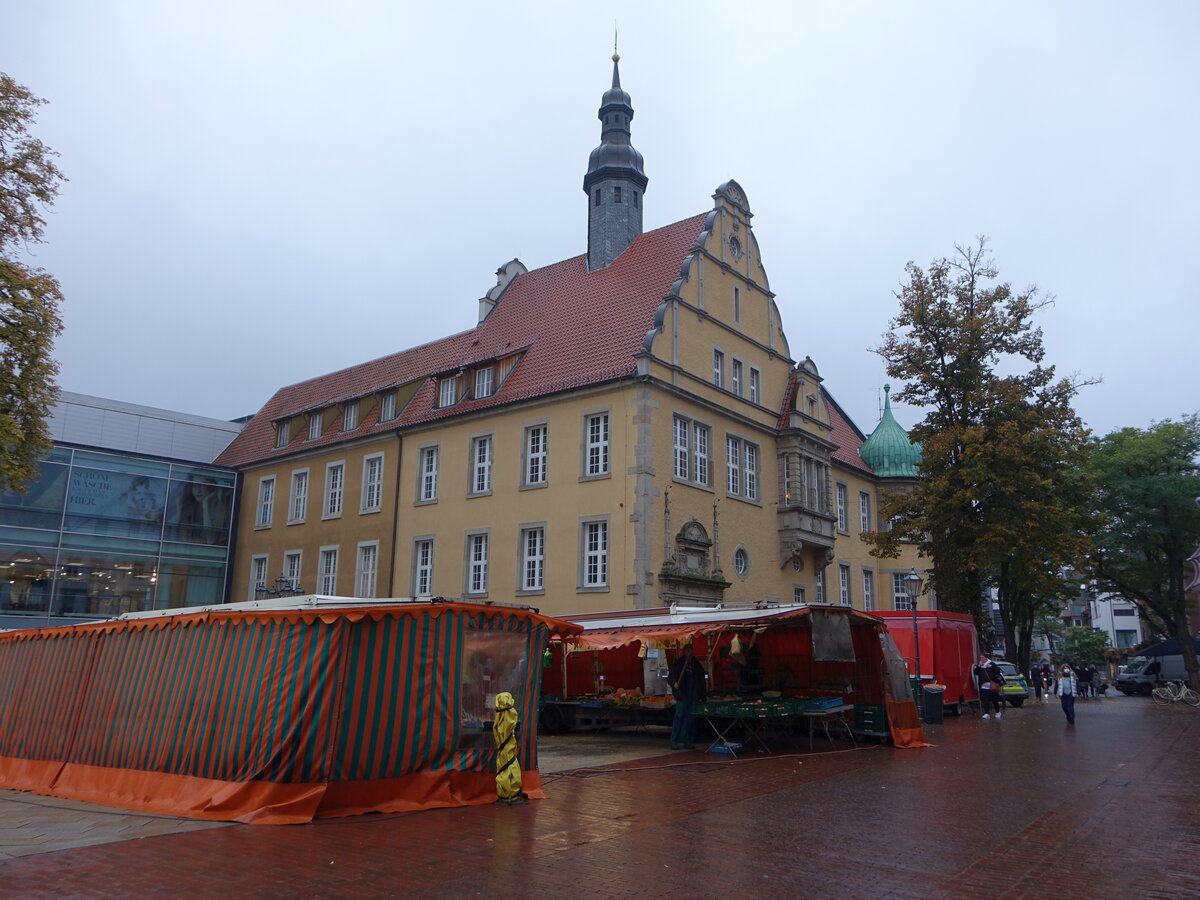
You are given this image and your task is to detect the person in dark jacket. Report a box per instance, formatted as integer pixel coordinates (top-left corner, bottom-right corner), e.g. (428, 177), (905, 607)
(972, 654), (1005, 720)
(669, 643), (708, 749)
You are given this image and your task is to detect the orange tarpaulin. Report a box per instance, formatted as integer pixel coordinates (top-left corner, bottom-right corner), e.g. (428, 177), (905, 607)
(0, 601), (579, 823)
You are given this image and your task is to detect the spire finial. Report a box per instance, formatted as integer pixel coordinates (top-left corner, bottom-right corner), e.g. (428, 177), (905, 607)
(613, 23), (619, 62)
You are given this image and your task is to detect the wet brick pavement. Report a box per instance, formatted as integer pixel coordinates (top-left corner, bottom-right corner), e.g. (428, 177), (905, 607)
(0, 693), (1197, 898)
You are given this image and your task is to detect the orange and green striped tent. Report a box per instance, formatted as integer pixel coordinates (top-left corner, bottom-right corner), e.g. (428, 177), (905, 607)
(0, 600), (580, 823)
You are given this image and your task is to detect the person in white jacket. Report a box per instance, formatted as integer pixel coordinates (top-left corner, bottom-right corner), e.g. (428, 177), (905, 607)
(1058, 664), (1079, 725)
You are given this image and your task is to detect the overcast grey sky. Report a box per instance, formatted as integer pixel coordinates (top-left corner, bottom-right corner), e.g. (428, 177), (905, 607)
(7, 1), (1197, 440)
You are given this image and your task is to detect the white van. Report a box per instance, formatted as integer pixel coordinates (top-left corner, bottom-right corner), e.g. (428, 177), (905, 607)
(1116, 655), (1188, 695)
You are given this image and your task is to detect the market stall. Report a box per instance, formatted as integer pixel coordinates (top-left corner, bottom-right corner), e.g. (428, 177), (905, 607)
(0, 596), (581, 823)
(541, 603), (925, 749)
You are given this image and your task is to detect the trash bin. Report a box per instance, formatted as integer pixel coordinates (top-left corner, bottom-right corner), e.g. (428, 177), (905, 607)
(921, 685), (946, 724)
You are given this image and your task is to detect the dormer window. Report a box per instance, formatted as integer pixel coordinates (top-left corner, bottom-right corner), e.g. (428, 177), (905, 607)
(438, 375), (459, 408)
(275, 420), (290, 449)
(342, 402), (358, 432)
(475, 367), (494, 399)
(307, 412), (322, 441)
(379, 391), (397, 423)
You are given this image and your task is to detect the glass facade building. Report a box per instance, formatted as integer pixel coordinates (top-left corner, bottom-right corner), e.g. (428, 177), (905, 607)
(0, 393), (242, 629)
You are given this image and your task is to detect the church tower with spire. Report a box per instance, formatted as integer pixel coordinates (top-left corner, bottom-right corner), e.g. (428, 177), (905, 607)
(583, 53), (648, 271)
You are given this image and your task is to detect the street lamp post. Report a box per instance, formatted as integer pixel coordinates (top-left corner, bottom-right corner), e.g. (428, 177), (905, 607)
(255, 573), (306, 602)
(905, 567), (924, 719)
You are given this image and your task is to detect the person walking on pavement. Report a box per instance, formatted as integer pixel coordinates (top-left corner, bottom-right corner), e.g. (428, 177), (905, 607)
(1078, 664), (1094, 699)
(1058, 664), (1079, 724)
(973, 653), (1005, 720)
(669, 642), (707, 749)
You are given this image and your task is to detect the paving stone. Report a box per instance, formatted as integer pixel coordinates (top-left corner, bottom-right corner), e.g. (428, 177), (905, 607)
(0, 695), (1196, 897)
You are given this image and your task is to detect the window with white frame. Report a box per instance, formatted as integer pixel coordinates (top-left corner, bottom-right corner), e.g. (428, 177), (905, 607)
(749, 367), (761, 405)
(361, 454), (383, 512)
(672, 416), (711, 486)
(414, 538), (434, 597)
(726, 436), (741, 495)
(308, 413), (322, 441)
(732, 359), (743, 397)
(275, 420), (290, 449)
(584, 412), (610, 477)
(862, 569), (875, 612)
(673, 416), (689, 480)
(839, 563), (851, 605)
(520, 525), (545, 592)
(836, 484), (848, 532)
(284, 550), (302, 590)
(379, 391), (397, 423)
(859, 491), (872, 533)
(581, 518), (609, 588)
(745, 443), (758, 500)
(249, 554), (268, 602)
(793, 585), (806, 605)
(438, 375), (459, 408)
(726, 436), (759, 501)
(355, 542), (378, 598)
(289, 469), (308, 523)
(712, 349), (725, 388)
(475, 367), (494, 399)
(814, 569), (826, 603)
(324, 462), (344, 518)
(342, 402), (358, 432)
(470, 435), (493, 494)
(467, 532), (489, 595)
(318, 547), (338, 595)
(524, 424), (548, 487)
(892, 573), (913, 611)
(256, 477), (275, 527)
(418, 445), (439, 503)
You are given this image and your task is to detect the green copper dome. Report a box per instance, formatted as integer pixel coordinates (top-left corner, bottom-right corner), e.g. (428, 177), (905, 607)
(860, 385), (921, 477)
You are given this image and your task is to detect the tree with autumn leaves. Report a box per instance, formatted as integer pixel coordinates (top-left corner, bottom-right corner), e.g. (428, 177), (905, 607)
(0, 73), (64, 494)
(868, 240), (1096, 674)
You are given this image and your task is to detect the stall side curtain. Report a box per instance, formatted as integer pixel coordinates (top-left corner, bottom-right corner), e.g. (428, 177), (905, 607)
(878, 631), (913, 700)
(67, 617), (340, 785)
(811, 609), (855, 661)
(331, 608), (466, 782)
(0, 629), (97, 763)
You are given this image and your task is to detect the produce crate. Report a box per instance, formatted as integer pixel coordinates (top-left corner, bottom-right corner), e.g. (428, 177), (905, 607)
(853, 704), (887, 732)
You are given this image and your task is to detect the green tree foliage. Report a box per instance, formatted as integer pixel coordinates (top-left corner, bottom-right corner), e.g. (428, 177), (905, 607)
(869, 240), (1096, 674)
(0, 73), (64, 494)
(1090, 416), (1200, 687)
(1062, 626), (1110, 667)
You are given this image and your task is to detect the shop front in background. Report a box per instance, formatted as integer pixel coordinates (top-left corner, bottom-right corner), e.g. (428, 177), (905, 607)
(0, 446), (235, 628)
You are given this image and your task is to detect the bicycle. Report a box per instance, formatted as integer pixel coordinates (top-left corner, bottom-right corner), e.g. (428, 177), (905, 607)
(1151, 680), (1200, 707)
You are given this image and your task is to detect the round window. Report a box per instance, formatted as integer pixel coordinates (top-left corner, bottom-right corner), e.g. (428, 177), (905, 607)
(733, 547), (749, 578)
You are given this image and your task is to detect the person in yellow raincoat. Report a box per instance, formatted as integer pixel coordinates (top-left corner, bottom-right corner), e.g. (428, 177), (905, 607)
(493, 691), (527, 805)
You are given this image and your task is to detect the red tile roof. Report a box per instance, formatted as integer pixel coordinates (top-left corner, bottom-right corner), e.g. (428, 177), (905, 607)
(217, 213), (711, 468)
(825, 391), (876, 477)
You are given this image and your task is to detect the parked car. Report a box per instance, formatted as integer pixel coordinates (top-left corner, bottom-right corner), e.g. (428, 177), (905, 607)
(993, 661), (1029, 707)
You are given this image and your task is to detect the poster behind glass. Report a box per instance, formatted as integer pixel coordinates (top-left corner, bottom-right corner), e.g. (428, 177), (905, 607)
(164, 475), (233, 546)
(62, 468), (167, 539)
